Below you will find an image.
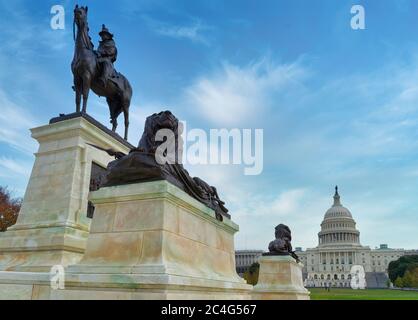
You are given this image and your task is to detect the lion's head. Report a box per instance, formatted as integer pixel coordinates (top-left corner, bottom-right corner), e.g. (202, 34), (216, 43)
(274, 224), (292, 241)
(137, 111), (183, 162)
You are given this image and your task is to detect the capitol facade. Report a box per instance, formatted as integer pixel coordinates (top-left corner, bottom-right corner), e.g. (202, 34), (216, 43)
(297, 187), (417, 288)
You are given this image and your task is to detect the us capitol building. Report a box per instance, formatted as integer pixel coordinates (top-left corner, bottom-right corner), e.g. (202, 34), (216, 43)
(236, 187), (418, 288)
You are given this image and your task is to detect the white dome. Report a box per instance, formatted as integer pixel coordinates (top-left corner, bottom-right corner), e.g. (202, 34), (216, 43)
(318, 186), (361, 247)
(324, 187), (352, 219)
(324, 205), (353, 219)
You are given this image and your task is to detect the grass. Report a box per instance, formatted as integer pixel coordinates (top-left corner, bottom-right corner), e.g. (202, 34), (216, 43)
(309, 288), (418, 300)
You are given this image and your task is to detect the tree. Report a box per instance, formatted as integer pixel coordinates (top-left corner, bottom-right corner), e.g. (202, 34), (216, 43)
(392, 266), (418, 289)
(402, 270), (414, 288)
(0, 186), (21, 232)
(402, 267), (418, 288)
(412, 267), (418, 288)
(394, 277), (404, 288)
(388, 255), (418, 283)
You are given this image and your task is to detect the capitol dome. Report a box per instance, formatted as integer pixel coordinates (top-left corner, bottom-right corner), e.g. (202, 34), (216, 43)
(324, 188), (353, 220)
(318, 187), (361, 247)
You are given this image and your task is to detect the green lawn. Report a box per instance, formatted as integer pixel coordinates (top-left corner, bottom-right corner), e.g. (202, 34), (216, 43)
(309, 288), (418, 300)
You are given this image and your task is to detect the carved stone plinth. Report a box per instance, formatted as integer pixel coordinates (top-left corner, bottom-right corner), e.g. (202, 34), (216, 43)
(0, 114), (132, 272)
(32, 180), (249, 299)
(252, 255), (310, 300)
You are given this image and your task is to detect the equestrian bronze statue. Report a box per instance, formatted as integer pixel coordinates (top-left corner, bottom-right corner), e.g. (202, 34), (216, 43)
(72, 5), (132, 140)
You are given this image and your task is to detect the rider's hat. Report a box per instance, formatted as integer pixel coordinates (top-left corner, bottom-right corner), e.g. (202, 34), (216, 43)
(99, 24), (114, 38)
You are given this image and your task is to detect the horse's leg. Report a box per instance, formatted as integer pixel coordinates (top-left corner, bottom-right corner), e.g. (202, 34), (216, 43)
(106, 98), (118, 131)
(81, 73), (91, 114)
(112, 108), (123, 132)
(123, 106), (129, 140)
(74, 79), (82, 113)
(112, 117), (117, 132)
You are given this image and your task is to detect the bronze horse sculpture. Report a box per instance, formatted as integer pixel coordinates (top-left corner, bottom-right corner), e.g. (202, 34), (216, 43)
(71, 5), (132, 140)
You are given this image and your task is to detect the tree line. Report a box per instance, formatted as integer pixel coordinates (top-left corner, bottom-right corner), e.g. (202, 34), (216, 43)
(388, 255), (418, 289)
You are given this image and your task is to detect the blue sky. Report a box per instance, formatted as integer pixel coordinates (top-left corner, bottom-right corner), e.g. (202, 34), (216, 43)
(1, 0), (418, 250)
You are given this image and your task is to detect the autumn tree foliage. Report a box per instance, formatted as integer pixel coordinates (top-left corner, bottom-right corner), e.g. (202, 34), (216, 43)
(0, 186), (21, 232)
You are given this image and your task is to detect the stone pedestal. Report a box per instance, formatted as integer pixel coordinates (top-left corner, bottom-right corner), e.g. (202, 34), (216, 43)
(0, 113), (132, 272)
(252, 255), (310, 300)
(25, 180), (252, 299)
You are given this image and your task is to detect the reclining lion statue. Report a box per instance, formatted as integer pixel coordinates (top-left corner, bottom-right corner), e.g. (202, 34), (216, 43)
(100, 111), (229, 221)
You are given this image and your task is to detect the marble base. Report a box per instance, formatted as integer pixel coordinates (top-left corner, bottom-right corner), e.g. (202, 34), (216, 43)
(0, 271), (251, 300)
(0, 114), (132, 272)
(252, 255), (310, 300)
(27, 180), (253, 300)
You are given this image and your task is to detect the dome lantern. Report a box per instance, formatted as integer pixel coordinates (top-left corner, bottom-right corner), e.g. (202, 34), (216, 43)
(333, 185), (341, 206)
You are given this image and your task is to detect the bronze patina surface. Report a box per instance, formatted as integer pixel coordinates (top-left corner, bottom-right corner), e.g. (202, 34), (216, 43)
(90, 111), (230, 220)
(71, 6), (132, 140)
(263, 224), (300, 262)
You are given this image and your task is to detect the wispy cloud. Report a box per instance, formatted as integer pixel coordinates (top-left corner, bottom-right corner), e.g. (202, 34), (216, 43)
(0, 1), (70, 61)
(184, 53), (418, 250)
(0, 90), (38, 154)
(233, 187), (331, 250)
(143, 15), (211, 45)
(0, 156), (33, 196)
(0, 156), (31, 177)
(185, 57), (309, 126)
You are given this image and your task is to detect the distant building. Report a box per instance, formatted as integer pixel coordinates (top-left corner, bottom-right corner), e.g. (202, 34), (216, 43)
(235, 250), (263, 276)
(235, 187), (417, 287)
(404, 249), (418, 256)
(297, 187), (412, 288)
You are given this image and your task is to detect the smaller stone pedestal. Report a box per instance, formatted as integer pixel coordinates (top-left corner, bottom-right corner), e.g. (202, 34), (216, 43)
(252, 255), (310, 300)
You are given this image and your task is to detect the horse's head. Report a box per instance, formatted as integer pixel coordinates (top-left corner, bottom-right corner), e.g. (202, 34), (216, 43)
(74, 5), (88, 27)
